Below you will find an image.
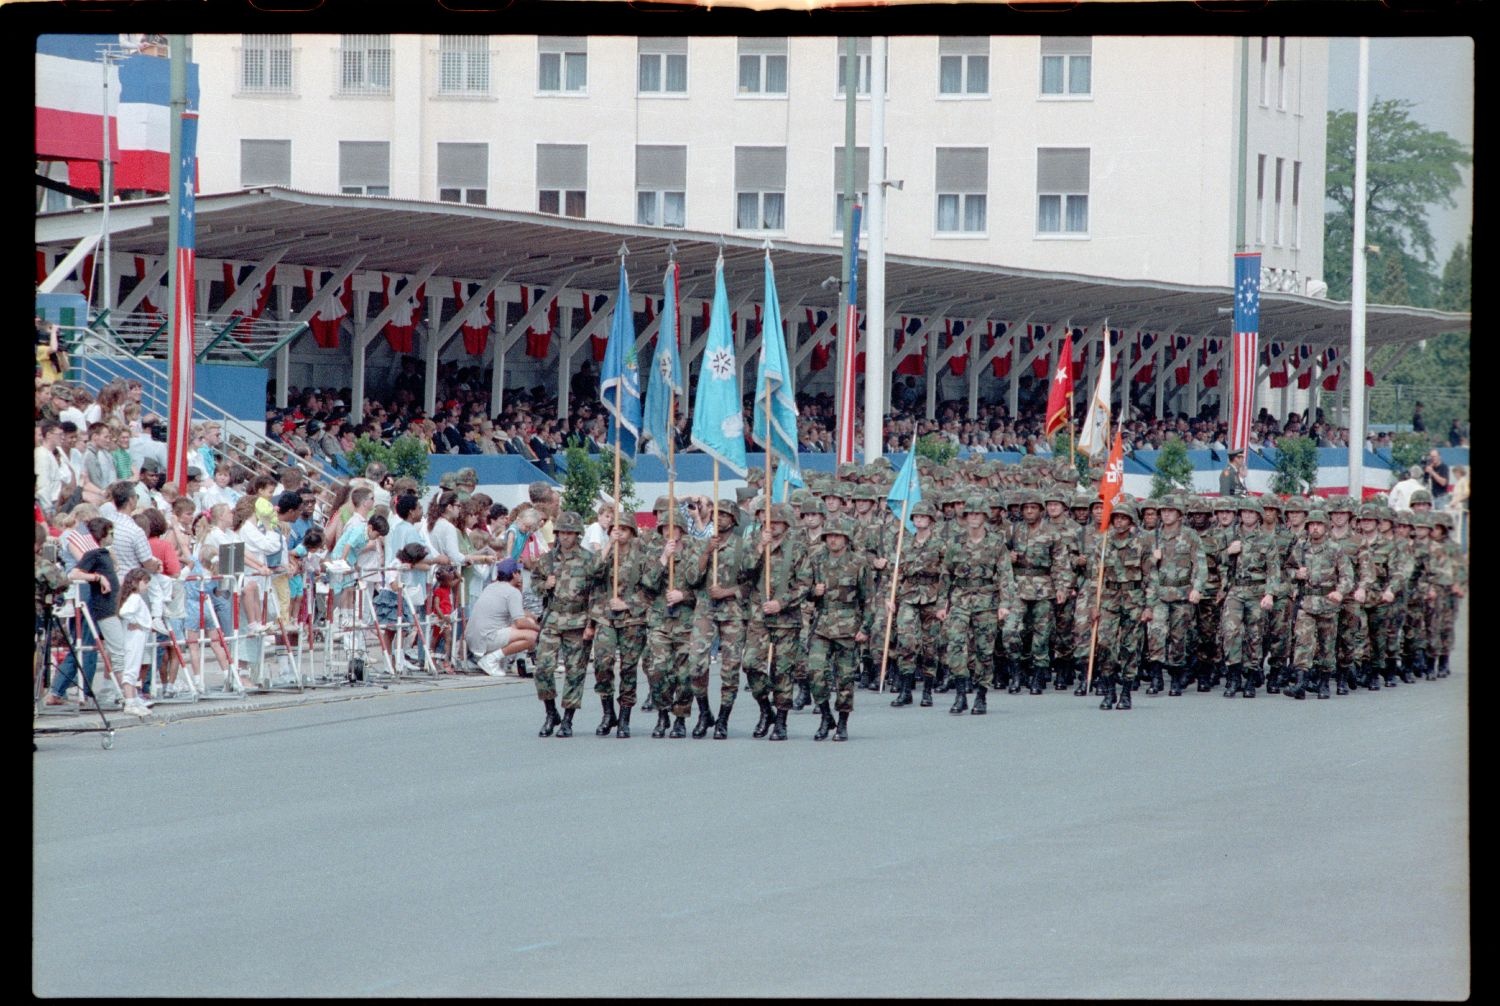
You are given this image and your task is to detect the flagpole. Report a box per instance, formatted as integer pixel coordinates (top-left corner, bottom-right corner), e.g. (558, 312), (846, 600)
(1083, 530), (1109, 692)
(612, 247), (628, 598)
(712, 460), (720, 587)
(666, 258), (679, 591)
(878, 431), (920, 692)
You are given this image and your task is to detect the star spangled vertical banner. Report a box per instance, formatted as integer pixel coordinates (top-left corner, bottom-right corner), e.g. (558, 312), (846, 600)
(166, 108), (197, 492)
(1230, 252), (1261, 453)
(642, 263), (683, 470)
(837, 203), (862, 464)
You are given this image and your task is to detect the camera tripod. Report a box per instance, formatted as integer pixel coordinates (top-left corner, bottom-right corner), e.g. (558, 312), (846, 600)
(33, 600), (115, 750)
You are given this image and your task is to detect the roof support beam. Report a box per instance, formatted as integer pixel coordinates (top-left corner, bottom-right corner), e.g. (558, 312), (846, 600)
(492, 271), (577, 418)
(115, 255), (169, 316)
(359, 264), (439, 350)
(211, 248), (289, 322)
(38, 234), (101, 294)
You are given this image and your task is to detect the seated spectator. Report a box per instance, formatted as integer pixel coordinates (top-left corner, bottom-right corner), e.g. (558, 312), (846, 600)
(464, 558), (540, 676)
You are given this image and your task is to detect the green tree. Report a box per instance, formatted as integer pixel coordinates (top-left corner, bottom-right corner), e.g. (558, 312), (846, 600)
(1051, 430), (1088, 483)
(1324, 98), (1472, 305)
(345, 434), (430, 490)
(1389, 432), (1429, 484)
(914, 433), (958, 466)
(1149, 436), (1195, 498)
(1270, 435), (1319, 495)
(559, 437), (637, 519)
(1371, 248), (1411, 306)
(1437, 234), (1472, 312)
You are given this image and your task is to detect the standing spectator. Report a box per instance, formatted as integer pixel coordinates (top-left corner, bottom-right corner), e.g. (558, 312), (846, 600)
(1423, 448), (1450, 502)
(101, 482), (159, 577)
(582, 500), (614, 554)
(116, 568), (156, 717)
(1389, 466), (1425, 511)
(68, 519), (132, 712)
(1448, 418), (1466, 448)
(1411, 401), (1425, 433)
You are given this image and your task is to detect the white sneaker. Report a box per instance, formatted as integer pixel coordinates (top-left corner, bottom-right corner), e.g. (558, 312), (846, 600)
(123, 698), (152, 718)
(477, 650), (505, 677)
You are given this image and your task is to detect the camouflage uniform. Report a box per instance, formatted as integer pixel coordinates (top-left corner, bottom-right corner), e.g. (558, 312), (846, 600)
(1003, 492), (1071, 694)
(890, 500), (950, 706)
(1260, 500), (1300, 689)
(1095, 503), (1151, 709)
(1400, 515), (1433, 678)
(1425, 514), (1464, 677)
(806, 517), (874, 738)
(638, 503), (698, 737)
(1216, 500), (1282, 696)
(743, 504), (811, 739)
(1144, 497), (1208, 696)
(1287, 512), (1356, 699)
(532, 514), (600, 735)
(793, 492), (828, 709)
(1358, 507), (1411, 689)
(1071, 499), (1106, 694)
(1044, 487), (1081, 689)
(682, 502), (754, 736)
(941, 496), (1017, 709)
(1326, 497), (1372, 682)
(587, 528), (649, 716)
(1188, 500), (1231, 689)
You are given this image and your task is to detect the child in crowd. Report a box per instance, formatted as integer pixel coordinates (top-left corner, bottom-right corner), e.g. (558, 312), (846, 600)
(429, 565), (461, 671)
(110, 424), (135, 480)
(117, 568), (156, 718)
(289, 527), (325, 627)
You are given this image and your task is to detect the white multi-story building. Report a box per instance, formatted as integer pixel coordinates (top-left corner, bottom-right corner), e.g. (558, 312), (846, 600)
(193, 33), (1327, 294)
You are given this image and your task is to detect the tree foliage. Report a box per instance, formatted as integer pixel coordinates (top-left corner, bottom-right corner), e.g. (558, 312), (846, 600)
(1389, 432), (1429, 484)
(914, 433), (959, 466)
(1324, 99), (1472, 305)
(1149, 436), (1195, 498)
(559, 437), (637, 519)
(1270, 435), (1319, 496)
(345, 434), (430, 489)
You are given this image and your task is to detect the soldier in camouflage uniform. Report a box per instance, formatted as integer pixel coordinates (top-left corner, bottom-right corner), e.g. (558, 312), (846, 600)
(1145, 495), (1208, 697)
(1286, 510), (1356, 699)
(682, 500), (753, 738)
(1325, 496), (1372, 693)
(1092, 502), (1152, 710)
(1068, 492), (1105, 696)
(744, 502), (811, 740)
(793, 491), (829, 709)
(531, 511), (599, 737)
(1392, 512), (1426, 682)
(807, 517), (875, 740)
(1043, 486), (1081, 692)
(1004, 490), (1072, 696)
(887, 499), (949, 707)
(585, 515), (649, 737)
(849, 484), (894, 690)
(1257, 497), (1298, 692)
(1187, 499), (1229, 691)
(1217, 499), (1281, 698)
(639, 497), (697, 738)
(1426, 513), (1465, 679)
(941, 493), (1017, 715)
(1356, 503), (1410, 692)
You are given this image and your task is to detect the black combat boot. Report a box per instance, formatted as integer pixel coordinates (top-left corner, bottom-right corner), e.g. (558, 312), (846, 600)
(596, 696), (618, 736)
(919, 673), (935, 707)
(1054, 659), (1073, 691)
(1437, 654), (1451, 679)
(557, 707), (575, 738)
(1363, 662), (1379, 691)
(769, 708), (788, 741)
(1007, 660), (1025, 695)
(1073, 667), (1089, 696)
(691, 696), (714, 738)
(1144, 662), (1161, 696)
(1405, 653), (1422, 683)
(949, 678), (969, 714)
(1336, 667), (1350, 696)
(1316, 670), (1332, 700)
(892, 672), (914, 707)
(935, 666), (952, 693)
(752, 696), (775, 738)
(539, 700), (562, 737)
(1117, 677), (1133, 710)
(1285, 667), (1307, 700)
(793, 680), (812, 710)
(814, 701), (835, 741)
(1241, 670), (1256, 698)
(616, 705), (632, 738)
(1383, 659), (1400, 688)
(712, 702), (731, 740)
(1423, 653), (1437, 681)
(1223, 666), (1241, 698)
(833, 711), (849, 741)
(859, 663), (876, 691)
(669, 714), (687, 738)
(1196, 659), (1214, 692)
(1099, 674), (1116, 710)
(1029, 663), (1047, 696)
(971, 684), (988, 715)
(651, 709), (671, 738)
(1266, 666), (1282, 694)
(1167, 666), (1185, 697)
(641, 691), (655, 713)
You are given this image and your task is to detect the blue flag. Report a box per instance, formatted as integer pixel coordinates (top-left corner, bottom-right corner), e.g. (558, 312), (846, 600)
(599, 261), (642, 458)
(689, 257), (748, 476)
(752, 253), (800, 466)
(641, 262), (683, 469)
(771, 457), (805, 503)
(886, 450), (923, 533)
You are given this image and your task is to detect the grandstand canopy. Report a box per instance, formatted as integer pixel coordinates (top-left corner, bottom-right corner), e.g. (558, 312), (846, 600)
(37, 187), (1469, 349)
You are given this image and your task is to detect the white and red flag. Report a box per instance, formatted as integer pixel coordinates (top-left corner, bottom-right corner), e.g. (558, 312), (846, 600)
(165, 110), (198, 492)
(1097, 427), (1125, 532)
(1043, 332), (1074, 439)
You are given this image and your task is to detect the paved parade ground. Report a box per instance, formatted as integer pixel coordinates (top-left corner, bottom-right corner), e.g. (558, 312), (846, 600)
(35, 627), (1468, 998)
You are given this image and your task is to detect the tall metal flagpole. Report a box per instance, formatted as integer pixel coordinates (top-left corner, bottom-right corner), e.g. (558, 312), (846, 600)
(612, 244), (628, 598)
(1348, 38), (1370, 498)
(835, 36), (859, 453)
(165, 35), (191, 492)
(667, 254), (679, 591)
(864, 37), (888, 464)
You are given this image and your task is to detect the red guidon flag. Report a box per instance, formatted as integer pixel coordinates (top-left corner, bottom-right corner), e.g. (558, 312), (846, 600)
(1097, 427), (1125, 532)
(1043, 332), (1074, 439)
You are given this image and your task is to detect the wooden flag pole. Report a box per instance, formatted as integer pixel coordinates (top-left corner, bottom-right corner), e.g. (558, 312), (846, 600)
(1083, 530), (1110, 691)
(876, 492), (911, 693)
(711, 460), (720, 586)
(764, 378), (773, 603)
(612, 401), (622, 597)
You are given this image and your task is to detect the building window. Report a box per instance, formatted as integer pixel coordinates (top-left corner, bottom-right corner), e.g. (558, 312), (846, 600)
(1277, 37), (1287, 110)
(638, 37), (687, 95)
(240, 139), (291, 187)
(1291, 160), (1302, 249)
(239, 34), (294, 94)
(539, 36), (588, 93)
(738, 38), (787, 95)
(437, 142), (487, 205)
(1273, 156), (1285, 246)
(636, 145), (686, 228)
(339, 141), (390, 197)
(835, 37), (874, 96)
(1255, 154), (1266, 245)
(938, 36), (988, 96)
(1040, 37), (1091, 96)
(538, 144), (587, 218)
(935, 147), (988, 234)
(833, 146), (876, 233)
(337, 34), (391, 95)
(1259, 37), (1270, 107)
(734, 146), (787, 230)
(1036, 147), (1090, 234)
(438, 36), (490, 95)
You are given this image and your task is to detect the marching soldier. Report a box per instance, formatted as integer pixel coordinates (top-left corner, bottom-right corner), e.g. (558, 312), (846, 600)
(1325, 496), (1373, 694)
(1394, 511), (1428, 683)
(1003, 489), (1071, 696)
(1263, 496), (1304, 693)
(1092, 502), (1152, 710)
(682, 499), (753, 739)
(585, 514), (648, 738)
(744, 502), (811, 740)
(639, 497), (698, 738)
(1144, 495), (1207, 697)
(1044, 487), (1081, 692)
(1217, 499), (1280, 698)
(530, 511), (599, 738)
(1070, 492), (1106, 696)
(807, 517), (874, 740)
(1357, 503), (1410, 692)
(1286, 509), (1355, 700)
(792, 492), (829, 709)
(1426, 512), (1465, 680)
(887, 499), (949, 708)
(941, 493), (1016, 715)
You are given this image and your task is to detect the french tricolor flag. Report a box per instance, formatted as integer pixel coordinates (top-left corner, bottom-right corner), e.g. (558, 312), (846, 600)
(36, 35), (120, 165)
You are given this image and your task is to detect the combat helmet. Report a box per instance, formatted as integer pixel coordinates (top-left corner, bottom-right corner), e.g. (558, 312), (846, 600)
(1305, 509), (1330, 526)
(821, 516), (855, 541)
(1410, 489), (1433, 506)
(554, 511), (585, 534)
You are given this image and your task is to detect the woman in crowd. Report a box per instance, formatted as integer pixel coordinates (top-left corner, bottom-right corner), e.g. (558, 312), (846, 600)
(457, 498), (497, 617)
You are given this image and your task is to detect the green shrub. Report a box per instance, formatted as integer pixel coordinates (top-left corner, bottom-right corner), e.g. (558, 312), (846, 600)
(559, 437), (637, 519)
(1389, 432), (1429, 485)
(345, 434), (430, 491)
(1051, 430), (1088, 483)
(1150, 436), (1195, 498)
(914, 433), (959, 466)
(1270, 435), (1319, 495)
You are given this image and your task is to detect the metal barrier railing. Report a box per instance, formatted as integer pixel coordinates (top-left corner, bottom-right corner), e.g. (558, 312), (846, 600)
(88, 308), (310, 365)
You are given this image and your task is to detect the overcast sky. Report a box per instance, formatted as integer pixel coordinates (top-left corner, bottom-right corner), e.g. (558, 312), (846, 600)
(1326, 36), (1474, 266)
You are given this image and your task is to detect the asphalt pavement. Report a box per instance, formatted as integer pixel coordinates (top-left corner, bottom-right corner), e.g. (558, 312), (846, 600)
(33, 622), (1468, 998)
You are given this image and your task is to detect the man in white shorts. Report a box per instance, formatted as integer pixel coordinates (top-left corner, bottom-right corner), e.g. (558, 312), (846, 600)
(465, 558), (540, 675)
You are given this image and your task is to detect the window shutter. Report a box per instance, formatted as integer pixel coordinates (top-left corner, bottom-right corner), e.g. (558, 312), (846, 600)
(1041, 36), (1092, 56)
(1037, 148), (1090, 192)
(935, 147), (987, 192)
(438, 143), (488, 189)
(640, 37), (687, 54)
(636, 145), (687, 189)
(538, 144), (588, 190)
(738, 37), (787, 55)
(338, 141), (390, 190)
(240, 140), (291, 186)
(539, 35), (587, 52)
(939, 36), (989, 56)
(735, 147), (786, 190)
(832, 147), (871, 193)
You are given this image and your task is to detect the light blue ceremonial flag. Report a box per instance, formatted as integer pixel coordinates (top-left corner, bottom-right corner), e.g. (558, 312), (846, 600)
(771, 457), (805, 503)
(752, 253), (800, 466)
(641, 262), (683, 469)
(689, 257), (748, 476)
(886, 450), (923, 533)
(599, 261), (642, 458)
